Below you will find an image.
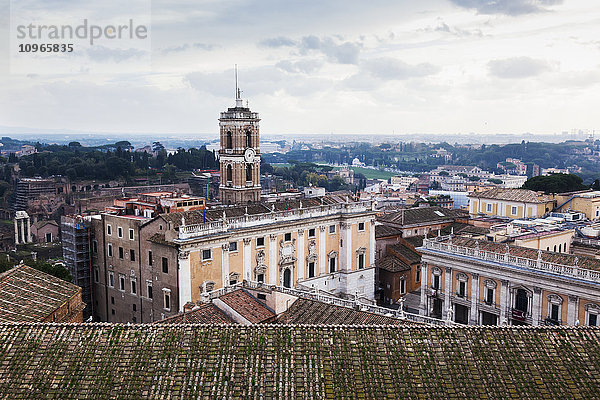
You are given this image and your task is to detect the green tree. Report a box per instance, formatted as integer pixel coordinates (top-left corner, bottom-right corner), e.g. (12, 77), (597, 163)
(522, 173), (588, 194)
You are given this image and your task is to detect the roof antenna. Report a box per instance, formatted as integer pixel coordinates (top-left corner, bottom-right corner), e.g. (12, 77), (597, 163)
(235, 64), (243, 107)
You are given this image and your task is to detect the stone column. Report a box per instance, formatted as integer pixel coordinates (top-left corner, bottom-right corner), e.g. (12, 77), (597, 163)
(319, 226), (326, 275)
(444, 267), (452, 320)
(470, 273), (479, 325)
(568, 295), (579, 326)
(532, 287), (542, 326)
(499, 279), (509, 325)
(221, 244), (230, 287)
(26, 217), (32, 243)
(269, 234), (277, 284)
(420, 262), (428, 316)
(243, 238), (251, 281)
(19, 219), (25, 246)
(14, 219), (19, 245)
(297, 229), (305, 282)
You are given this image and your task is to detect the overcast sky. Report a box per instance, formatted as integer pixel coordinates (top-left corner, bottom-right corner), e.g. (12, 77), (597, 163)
(1, 0), (599, 136)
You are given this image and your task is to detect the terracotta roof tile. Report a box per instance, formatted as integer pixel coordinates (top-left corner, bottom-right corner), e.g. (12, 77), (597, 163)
(219, 289), (275, 324)
(155, 303), (235, 324)
(0, 324), (598, 398)
(376, 255), (412, 273)
(276, 298), (410, 325)
(0, 265), (83, 323)
(469, 188), (554, 203)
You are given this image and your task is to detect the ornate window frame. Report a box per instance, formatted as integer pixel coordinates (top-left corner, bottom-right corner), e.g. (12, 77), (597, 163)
(585, 303), (600, 326)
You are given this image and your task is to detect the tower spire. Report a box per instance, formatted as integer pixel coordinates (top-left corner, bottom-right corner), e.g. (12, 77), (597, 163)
(235, 64), (243, 107)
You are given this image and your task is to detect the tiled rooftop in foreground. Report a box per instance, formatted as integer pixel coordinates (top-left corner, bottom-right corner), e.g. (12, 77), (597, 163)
(0, 265), (84, 323)
(0, 324), (599, 399)
(155, 303), (234, 324)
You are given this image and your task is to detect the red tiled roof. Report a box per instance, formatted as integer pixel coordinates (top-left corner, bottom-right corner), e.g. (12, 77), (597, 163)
(0, 265), (83, 323)
(277, 298), (411, 325)
(219, 289), (275, 324)
(155, 303), (234, 324)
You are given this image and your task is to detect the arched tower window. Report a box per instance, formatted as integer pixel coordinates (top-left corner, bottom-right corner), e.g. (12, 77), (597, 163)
(226, 165), (232, 182)
(226, 131), (233, 149)
(246, 130), (252, 148)
(246, 163), (253, 182)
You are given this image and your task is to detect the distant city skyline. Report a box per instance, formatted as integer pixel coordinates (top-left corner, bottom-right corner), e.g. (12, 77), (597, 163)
(1, 0), (599, 136)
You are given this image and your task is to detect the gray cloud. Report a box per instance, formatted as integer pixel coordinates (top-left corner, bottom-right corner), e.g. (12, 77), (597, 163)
(488, 57), (553, 79)
(85, 46), (147, 62)
(449, 0), (563, 16)
(363, 57), (440, 80)
(298, 36), (361, 64)
(276, 59), (323, 74)
(162, 43), (215, 54)
(259, 37), (297, 48)
(431, 21), (484, 37)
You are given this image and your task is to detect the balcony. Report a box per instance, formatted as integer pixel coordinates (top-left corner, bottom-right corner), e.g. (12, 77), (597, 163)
(544, 317), (562, 326)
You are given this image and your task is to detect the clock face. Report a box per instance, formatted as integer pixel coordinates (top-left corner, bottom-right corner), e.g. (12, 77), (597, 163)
(244, 147), (256, 163)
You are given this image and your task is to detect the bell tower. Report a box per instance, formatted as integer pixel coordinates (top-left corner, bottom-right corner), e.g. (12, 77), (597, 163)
(219, 68), (261, 204)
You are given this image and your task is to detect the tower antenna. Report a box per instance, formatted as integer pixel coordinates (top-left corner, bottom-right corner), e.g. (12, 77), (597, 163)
(235, 64), (239, 99)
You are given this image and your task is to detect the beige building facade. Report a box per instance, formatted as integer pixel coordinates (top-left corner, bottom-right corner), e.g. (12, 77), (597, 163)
(419, 235), (600, 327)
(469, 188), (555, 219)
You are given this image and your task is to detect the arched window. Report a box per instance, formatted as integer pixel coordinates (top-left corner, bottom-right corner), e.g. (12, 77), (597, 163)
(246, 163), (253, 182)
(226, 165), (232, 182)
(246, 130), (252, 148)
(226, 131), (233, 149)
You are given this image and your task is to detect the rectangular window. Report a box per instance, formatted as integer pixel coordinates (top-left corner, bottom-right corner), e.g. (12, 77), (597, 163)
(130, 249), (136, 261)
(111, 296), (114, 305)
(131, 279), (137, 295)
(129, 229), (134, 240)
(486, 288), (494, 304)
(416, 269), (421, 283)
(109, 272), (114, 288)
(358, 253), (365, 269)
(308, 262), (315, 278)
(202, 249), (212, 260)
(118, 227), (123, 238)
(111, 309), (115, 315)
(119, 275), (125, 291)
(257, 273), (265, 283)
(147, 281), (153, 299)
(358, 222), (365, 231)
(92, 240), (98, 254)
(329, 225), (336, 234)
(433, 275), (440, 290)
(329, 257), (336, 273)
(148, 251), (153, 266)
(511, 206), (517, 215)
(458, 281), (466, 297)
(400, 279), (406, 294)
(589, 313), (598, 326)
(308, 228), (316, 238)
(107, 224), (112, 235)
(133, 304), (136, 312)
(108, 243), (113, 257)
(118, 247), (124, 259)
(229, 241), (237, 252)
(162, 257), (168, 273)
(486, 203), (492, 212)
(164, 292), (171, 310)
(284, 232), (292, 242)
(551, 304), (559, 321)
(256, 237), (265, 247)
(94, 268), (99, 283)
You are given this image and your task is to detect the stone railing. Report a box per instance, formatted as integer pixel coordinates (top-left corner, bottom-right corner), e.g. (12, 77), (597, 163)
(178, 200), (374, 240)
(201, 280), (447, 325)
(421, 236), (600, 284)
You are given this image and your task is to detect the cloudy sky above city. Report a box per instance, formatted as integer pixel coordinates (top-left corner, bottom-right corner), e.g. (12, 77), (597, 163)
(1, 0), (599, 136)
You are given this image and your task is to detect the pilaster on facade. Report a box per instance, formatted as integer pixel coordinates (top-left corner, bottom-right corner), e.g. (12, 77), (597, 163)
(470, 273), (479, 324)
(221, 244), (230, 287)
(532, 286), (542, 326)
(444, 267), (452, 320)
(269, 234), (277, 284)
(420, 262), (428, 316)
(499, 279), (509, 325)
(243, 238), (252, 281)
(297, 230), (305, 282)
(319, 226), (326, 276)
(568, 295), (579, 325)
